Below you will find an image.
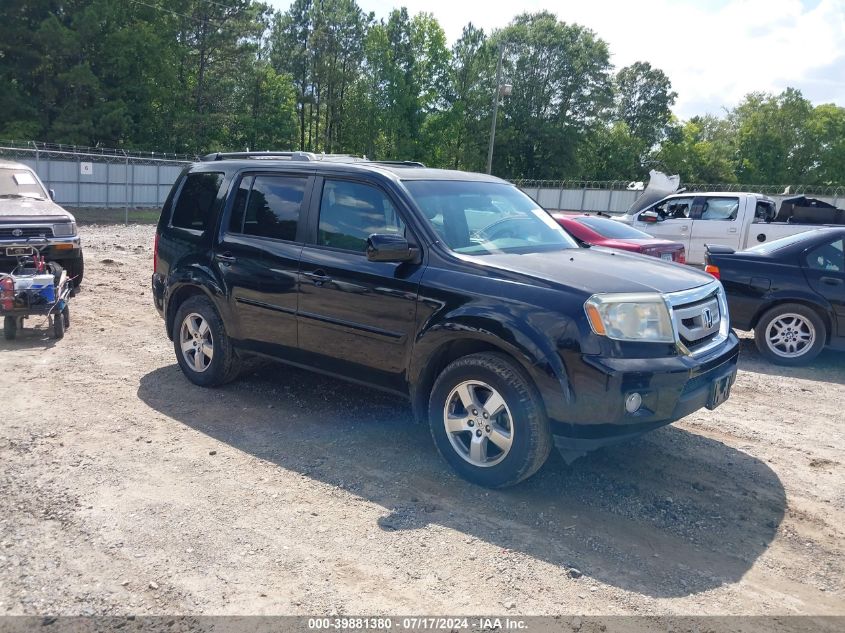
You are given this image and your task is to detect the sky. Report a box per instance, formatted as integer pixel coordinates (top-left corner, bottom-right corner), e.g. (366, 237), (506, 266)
(267, 0), (845, 119)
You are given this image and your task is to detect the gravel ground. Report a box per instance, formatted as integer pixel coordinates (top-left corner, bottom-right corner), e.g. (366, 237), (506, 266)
(0, 224), (843, 617)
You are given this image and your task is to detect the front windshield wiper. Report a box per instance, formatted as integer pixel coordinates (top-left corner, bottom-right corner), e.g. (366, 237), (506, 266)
(0, 193), (46, 200)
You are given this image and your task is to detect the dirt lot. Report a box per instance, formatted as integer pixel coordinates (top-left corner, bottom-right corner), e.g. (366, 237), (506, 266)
(1, 224), (843, 617)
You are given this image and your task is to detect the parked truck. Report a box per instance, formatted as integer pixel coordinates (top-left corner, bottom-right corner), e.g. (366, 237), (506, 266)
(615, 171), (845, 265)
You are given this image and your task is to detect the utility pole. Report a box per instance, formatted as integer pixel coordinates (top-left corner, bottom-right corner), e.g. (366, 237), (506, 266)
(486, 45), (506, 175)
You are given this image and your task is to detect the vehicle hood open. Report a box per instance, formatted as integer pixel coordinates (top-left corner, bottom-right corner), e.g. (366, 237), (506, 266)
(627, 170), (681, 214)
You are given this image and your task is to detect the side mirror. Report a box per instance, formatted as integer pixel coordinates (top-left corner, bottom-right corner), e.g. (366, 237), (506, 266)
(49, 189), (56, 200)
(639, 211), (660, 223)
(366, 233), (417, 263)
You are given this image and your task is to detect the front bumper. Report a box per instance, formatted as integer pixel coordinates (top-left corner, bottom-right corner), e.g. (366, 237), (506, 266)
(0, 236), (82, 265)
(553, 332), (740, 449)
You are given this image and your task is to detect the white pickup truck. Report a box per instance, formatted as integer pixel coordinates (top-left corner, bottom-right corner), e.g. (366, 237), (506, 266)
(615, 174), (845, 265)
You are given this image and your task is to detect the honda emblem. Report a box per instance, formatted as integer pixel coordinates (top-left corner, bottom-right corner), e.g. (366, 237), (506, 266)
(703, 308), (714, 329)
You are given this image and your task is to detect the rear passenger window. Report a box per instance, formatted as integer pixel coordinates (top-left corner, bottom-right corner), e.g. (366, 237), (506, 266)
(171, 172), (223, 231)
(317, 180), (403, 252)
(699, 197), (739, 221)
(240, 175), (306, 241)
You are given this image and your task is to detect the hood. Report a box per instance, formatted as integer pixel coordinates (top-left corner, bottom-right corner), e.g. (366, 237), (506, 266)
(628, 170), (680, 213)
(0, 196), (75, 222)
(471, 247), (712, 295)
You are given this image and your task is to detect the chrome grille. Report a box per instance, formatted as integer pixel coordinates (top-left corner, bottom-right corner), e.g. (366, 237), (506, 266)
(0, 226), (53, 238)
(665, 282), (730, 357)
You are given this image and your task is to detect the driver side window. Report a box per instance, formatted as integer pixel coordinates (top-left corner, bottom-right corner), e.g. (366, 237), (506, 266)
(649, 197), (694, 220)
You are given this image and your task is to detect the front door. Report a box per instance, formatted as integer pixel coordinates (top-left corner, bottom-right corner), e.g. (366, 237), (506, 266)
(216, 172), (312, 356)
(297, 177), (424, 392)
(633, 195), (695, 254)
(688, 195), (742, 264)
(803, 236), (845, 337)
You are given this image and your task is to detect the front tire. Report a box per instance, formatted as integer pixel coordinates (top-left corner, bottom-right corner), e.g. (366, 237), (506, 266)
(754, 303), (826, 366)
(173, 295), (241, 387)
(428, 352), (552, 488)
(62, 254), (84, 289)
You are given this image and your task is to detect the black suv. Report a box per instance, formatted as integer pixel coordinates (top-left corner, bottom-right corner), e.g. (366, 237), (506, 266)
(152, 152), (739, 488)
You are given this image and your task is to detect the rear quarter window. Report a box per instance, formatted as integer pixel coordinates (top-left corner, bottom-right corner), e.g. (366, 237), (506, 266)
(171, 172), (224, 231)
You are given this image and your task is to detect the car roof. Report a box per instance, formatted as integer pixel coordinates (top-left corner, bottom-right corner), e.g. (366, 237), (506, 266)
(192, 158), (508, 184)
(0, 160), (32, 170)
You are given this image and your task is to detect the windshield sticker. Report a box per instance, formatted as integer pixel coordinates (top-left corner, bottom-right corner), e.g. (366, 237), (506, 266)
(13, 172), (37, 185)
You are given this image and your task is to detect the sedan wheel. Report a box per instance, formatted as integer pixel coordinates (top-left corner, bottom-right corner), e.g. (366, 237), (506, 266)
(754, 303), (826, 366)
(179, 313), (214, 372)
(764, 313), (815, 359)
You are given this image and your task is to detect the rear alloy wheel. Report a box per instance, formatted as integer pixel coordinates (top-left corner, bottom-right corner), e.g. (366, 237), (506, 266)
(428, 352), (552, 488)
(754, 303), (826, 366)
(173, 295), (242, 387)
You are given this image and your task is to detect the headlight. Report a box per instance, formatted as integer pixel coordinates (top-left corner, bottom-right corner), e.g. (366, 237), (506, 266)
(52, 222), (77, 237)
(584, 293), (675, 343)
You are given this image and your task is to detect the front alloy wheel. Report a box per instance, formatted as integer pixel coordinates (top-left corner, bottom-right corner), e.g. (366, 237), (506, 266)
(444, 380), (514, 467)
(180, 312), (214, 373)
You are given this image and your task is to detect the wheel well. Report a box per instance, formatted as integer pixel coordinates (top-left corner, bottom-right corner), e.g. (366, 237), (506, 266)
(411, 338), (535, 424)
(751, 299), (833, 343)
(165, 286), (207, 340)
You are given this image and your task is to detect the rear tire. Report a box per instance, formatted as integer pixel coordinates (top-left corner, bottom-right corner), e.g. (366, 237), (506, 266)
(754, 303), (826, 366)
(53, 313), (65, 340)
(173, 295), (241, 387)
(428, 352), (552, 488)
(4, 316), (17, 340)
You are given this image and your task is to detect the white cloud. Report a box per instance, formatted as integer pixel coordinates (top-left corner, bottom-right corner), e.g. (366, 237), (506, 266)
(267, 0), (845, 118)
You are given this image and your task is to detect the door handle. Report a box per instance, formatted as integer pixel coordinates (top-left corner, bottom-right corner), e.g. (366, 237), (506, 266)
(820, 276), (843, 286)
(728, 227), (737, 233)
(680, 226), (688, 233)
(303, 270), (332, 286)
(215, 252), (237, 264)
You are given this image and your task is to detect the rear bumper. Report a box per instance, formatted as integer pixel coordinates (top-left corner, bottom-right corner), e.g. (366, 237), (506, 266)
(151, 273), (165, 317)
(553, 333), (740, 449)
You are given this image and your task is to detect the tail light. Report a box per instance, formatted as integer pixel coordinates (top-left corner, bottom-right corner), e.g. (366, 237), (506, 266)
(676, 249), (686, 264)
(704, 264), (720, 279)
(153, 232), (159, 274)
(1, 276), (14, 311)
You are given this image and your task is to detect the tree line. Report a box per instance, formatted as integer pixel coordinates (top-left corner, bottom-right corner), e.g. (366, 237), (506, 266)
(1, 0), (843, 185)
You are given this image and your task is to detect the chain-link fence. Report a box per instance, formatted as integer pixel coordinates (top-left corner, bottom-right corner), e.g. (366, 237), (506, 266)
(0, 141), (194, 222)
(514, 179), (844, 214)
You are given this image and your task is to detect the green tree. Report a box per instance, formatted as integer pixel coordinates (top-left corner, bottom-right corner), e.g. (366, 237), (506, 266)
(615, 61), (676, 148)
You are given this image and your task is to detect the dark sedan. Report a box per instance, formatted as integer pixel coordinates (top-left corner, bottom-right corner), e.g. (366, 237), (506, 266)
(705, 228), (845, 365)
(554, 214), (686, 263)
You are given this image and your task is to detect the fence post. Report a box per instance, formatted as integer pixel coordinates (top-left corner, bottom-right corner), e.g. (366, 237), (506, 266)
(123, 150), (129, 226)
(580, 185), (588, 212)
(76, 153), (81, 208)
(557, 183), (564, 211)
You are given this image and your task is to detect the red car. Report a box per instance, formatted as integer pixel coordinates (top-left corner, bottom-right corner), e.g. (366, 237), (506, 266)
(554, 214), (686, 263)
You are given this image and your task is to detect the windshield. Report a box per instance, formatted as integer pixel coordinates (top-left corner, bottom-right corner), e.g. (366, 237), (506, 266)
(403, 180), (578, 255)
(0, 167), (47, 200)
(746, 230), (824, 255)
(574, 216), (652, 239)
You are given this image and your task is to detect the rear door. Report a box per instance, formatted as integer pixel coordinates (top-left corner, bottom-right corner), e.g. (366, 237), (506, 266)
(688, 195), (742, 264)
(632, 195), (694, 252)
(215, 171), (313, 356)
(803, 236), (845, 337)
(297, 176), (425, 392)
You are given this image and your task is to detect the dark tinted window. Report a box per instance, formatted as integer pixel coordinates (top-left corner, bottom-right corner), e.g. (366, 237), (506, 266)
(228, 176), (253, 233)
(806, 238), (844, 273)
(318, 180), (403, 252)
(172, 172), (223, 231)
(242, 175), (306, 241)
(575, 216), (651, 239)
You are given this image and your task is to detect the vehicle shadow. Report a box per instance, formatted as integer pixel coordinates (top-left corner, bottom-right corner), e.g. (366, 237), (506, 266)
(737, 335), (845, 385)
(137, 363), (786, 599)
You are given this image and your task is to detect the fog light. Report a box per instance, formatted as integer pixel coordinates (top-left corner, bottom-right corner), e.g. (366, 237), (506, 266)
(625, 392), (643, 414)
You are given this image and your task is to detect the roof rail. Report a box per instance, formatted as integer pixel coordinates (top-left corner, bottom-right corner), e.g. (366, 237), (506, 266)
(199, 151), (369, 163)
(367, 160), (426, 168)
